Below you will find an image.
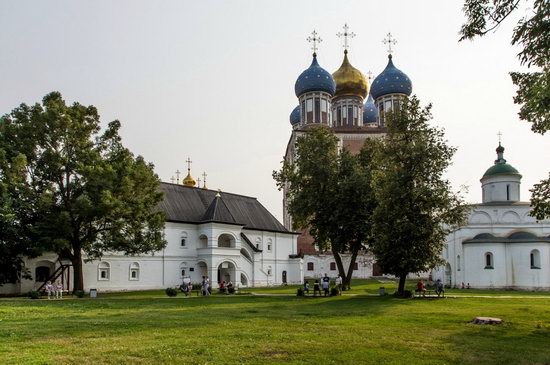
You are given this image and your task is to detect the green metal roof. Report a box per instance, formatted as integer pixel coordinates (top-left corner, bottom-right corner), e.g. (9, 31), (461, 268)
(483, 163), (520, 177)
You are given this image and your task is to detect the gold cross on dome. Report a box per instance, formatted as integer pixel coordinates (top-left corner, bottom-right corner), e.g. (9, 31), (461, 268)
(383, 32), (397, 54)
(185, 157), (192, 173)
(307, 30), (322, 55)
(337, 23), (355, 53)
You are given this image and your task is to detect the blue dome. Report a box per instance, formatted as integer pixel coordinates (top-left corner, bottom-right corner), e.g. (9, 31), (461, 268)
(363, 94), (378, 124)
(289, 105), (301, 125)
(294, 55), (336, 97)
(370, 55), (412, 100)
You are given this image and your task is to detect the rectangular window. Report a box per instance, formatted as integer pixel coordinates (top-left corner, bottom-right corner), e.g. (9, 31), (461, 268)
(315, 98), (320, 123)
(306, 99), (313, 112)
(506, 185), (510, 200)
(353, 262), (359, 270)
(337, 106), (342, 125)
(330, 262), (336, 271)
(321, 99), (327, 112)
(307, 262), (314, 271)
(347, 107), (353, 125)
(267, 244), (272, 251)
(384, 100), (392, 112)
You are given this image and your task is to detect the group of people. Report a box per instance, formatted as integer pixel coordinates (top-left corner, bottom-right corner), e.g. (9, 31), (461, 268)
(415, 279), (445, 297)
(303, 274), (342, 297)
(44, 281), (64, 299)
(217, 280), (234, 294)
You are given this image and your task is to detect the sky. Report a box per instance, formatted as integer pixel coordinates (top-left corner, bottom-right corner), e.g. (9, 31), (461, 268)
(0, 0), (547, 221)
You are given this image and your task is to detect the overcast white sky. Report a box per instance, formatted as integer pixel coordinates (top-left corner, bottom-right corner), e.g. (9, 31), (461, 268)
(1, 1), (547, 221)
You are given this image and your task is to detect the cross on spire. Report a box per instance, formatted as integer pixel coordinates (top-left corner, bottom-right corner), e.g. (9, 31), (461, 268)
(202, 172), (208, 189)
(197, 177), (201, 187)
(383, 32), (397, 55)
(175, 169), (181, 184)
(170, 176), (175, 184)
(185, 157), (192, 173)
(307, 30), (322, 56)
(367, 70), (373, 83)
(337, 23), (356, 54)
(497, 131), (503, 144)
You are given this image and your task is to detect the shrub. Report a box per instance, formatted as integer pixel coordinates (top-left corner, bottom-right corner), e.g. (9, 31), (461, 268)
(330, 287), (340, 297)
(228, 287), (235, 294)
(74, 290), (85, 298)
(393, 290), (413, 298)
(28, 291), (40, 299)
(296, 288), (304, 297)
(192, 283), (202, 291)
(165, 288), (178, 297)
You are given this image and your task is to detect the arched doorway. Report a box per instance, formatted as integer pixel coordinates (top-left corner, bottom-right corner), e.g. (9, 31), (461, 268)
(282, 270), (287, 284)
(445, 263), (452, 287)
(217, 261), (236, 284)
(35, 260), (55, 282)
(240, 273), (249, 287)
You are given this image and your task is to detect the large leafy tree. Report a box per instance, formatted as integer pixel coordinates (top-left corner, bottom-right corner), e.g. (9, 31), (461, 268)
(273, 127), (376, 290)
(370, 97), (467, 295)
(0, 92), (166, 290)
(460, 0), (550, 219)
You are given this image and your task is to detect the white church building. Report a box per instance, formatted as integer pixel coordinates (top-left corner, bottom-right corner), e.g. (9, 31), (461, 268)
(434, 143), (550, 290)
(1, 179), (303, 295)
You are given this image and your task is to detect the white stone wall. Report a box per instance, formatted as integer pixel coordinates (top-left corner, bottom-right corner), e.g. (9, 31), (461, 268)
(303, 252), (373, 280)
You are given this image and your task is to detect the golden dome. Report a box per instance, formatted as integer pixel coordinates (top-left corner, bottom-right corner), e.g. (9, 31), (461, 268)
(183, 172), (196, 187)
(332, 52), (368, 99)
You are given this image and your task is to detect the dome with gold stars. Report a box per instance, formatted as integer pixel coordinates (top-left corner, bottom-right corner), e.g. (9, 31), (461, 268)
(332, 51), (368, 99)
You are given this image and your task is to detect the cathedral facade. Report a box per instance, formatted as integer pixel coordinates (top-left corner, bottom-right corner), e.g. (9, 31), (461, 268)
(283, 30), (412, 278)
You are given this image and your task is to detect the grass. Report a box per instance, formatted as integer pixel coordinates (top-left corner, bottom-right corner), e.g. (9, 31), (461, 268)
(1, 280), (550, 364)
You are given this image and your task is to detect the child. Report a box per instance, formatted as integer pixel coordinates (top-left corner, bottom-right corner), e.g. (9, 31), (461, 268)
(45, 281), (54, 300)
(303, 280), (310, 295)
(55, 281), (63, 299)
(313, 280), (321, 297)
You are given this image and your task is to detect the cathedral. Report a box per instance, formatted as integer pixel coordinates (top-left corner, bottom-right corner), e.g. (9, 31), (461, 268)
(283, 28), (412, 278)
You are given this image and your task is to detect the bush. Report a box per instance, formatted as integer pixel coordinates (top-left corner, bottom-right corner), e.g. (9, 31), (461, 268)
(330, 287), (340, 297)
(393, 290), (413, 298)
(74, 290), (85, 298)
(165, 287), (178, 297)
(227, 287), (235, 294)
(28, 291), (40, 299)
(296, 288), (304, 297)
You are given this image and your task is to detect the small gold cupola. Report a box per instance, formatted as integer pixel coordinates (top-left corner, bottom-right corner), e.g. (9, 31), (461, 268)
(182, 157), (196, 187)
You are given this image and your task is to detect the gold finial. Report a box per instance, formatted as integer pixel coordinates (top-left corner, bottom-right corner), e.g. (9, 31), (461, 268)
(202, 172), (208, 189)
(337, 23), (355, 54)
(182, 157), (196, 187)
(175, 169), (181, 184)
(383, 32), (397, 55)
(307, 30), (322, 56)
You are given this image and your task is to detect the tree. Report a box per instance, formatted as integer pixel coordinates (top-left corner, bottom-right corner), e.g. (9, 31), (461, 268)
(273, 126), (377, 290)
(460, 0), (550, 219)
(370, 97), (467, 295)
(0, 92), (166, 291)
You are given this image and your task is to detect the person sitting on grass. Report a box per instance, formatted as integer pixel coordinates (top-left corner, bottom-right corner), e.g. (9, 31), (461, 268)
(415, 279), (426, 297)
(313, 280), (321, 297)
(435, 279), (444, 297)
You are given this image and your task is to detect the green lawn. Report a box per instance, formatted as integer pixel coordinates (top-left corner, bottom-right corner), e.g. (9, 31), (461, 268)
(1, 280), (550, 364)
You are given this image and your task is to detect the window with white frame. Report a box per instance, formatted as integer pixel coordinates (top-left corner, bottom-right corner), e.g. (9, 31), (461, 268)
(530, 250), (541, 269)
(180, 231), (188, 248)
(267, 238), (272, 252)
(484, 252), (493, 269)
(129, 262), (140, 281)
(98, 262), (110, 281)
(180, 262), (188, 278)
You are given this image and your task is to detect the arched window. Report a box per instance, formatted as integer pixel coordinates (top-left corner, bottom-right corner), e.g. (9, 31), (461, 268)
(98, 262), (110, 280)
(457, 255), (461, 271)
(330, 262), (336, 271)
(180, 231), (188, 248)
(267, 238), (272, 252)
(484, 252), (493, 269)
(255, 237), (261, 250)
(307, 262), (314, 271)
(129, 262), (140, 281)
(530, 250), (541, 269)
(35, 266), (50, 282)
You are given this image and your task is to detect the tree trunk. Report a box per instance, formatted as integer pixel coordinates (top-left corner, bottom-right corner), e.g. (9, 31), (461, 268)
(398, 273), (407, 295)
(345, 250), (359, 290)
(333, 251), (348, 290)
(71, 244), (84, 292)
